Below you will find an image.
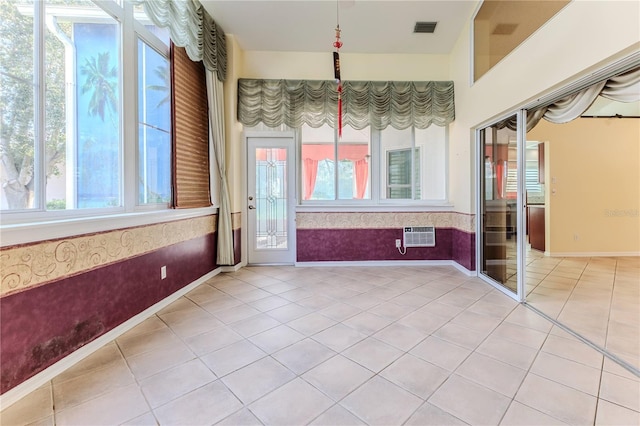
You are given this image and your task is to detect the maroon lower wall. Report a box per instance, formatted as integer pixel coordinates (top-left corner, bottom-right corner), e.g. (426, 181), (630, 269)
(297, 228), (475, 270)
(0, 233), (217, 394)
(233, 228), (242, 266)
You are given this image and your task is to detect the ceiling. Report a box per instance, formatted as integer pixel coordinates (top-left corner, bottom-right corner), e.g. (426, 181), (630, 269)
(199, 1), (478, 54)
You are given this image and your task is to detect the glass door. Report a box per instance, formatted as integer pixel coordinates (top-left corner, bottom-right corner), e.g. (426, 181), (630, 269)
(247, 137), (296, 264)
(477, 112), (526, 301)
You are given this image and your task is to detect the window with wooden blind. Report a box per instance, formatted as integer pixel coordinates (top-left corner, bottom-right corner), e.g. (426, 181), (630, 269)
(171, 44), (211, 208)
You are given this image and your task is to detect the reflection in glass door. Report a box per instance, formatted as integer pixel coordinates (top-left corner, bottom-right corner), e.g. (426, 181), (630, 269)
(478, 114), (525, 300)
(247, 137), (295, 264)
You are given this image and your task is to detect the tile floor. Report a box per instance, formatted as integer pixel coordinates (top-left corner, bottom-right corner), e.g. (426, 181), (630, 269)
(1, 265), (639, 425)
(525, 255), (640, 372)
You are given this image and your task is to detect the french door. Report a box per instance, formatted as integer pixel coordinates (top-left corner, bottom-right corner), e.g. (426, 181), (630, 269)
(477, 111), (527, 301)
(247, 136), (296, 264)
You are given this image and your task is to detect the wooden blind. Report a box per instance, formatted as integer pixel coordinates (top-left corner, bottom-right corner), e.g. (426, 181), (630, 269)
(171, 44), (211, 208)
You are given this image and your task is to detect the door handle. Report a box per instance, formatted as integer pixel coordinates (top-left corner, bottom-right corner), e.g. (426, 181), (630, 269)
(248, 205), (256, 209)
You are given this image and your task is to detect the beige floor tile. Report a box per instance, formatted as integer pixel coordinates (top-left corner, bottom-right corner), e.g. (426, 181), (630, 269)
(433, 322), (489, 350)
(428, 374), (511, 425)
(53, 358), (135, 411)
(540, 334), (604, 369)
(248, 324), (305, 354)
(0, 384), (53, 426)
(499, 401), (567, 425)
(398, 310), (450, 334)
(184, 325), (244, 356)
(466, 299), (516, 319)
(410, 336), (472, 371)
(455, 352), (526, 398)
(404, 402), (469, 425)
(595, 399), (640, 426)
(273, 338), (336, 374)
(418, 301), (465, 319)
(380, 354), (449, 399)
(221, 357), (295, 404)
(153, 380), (242, 425)
(367, 301), (413, 321)
(139, 359), (216, 408)
(490, 322), (548, 349)
(515, 373), (596, 425)
(504, 305), (553, 333)
(342, 337), (403, 373)
(265, 302), (312, 322)
(310, 404), (367, 425)
(320, 302), (362, 322)
(120, 411), (158, 426)
(343, 312), (393, 335)
(126, 343), (195, 380)
(165, 314), (225, 339)
(215, 408), (262, 426)
(373, 322), (428, 351)
(529, 351), (601, 396)
(213, 303), (262, 324)
(302, 355), (374, 401)
(248, 295), (290, 311)
(312, 323), (368, 352)
(53, 342), (124, 384)
(200, 339), (266, 377)
(117, 316), (168, 341)
(116, 327), (182, 358)
(341, 376), (423, 426)
(229, 313), (281, 337)
(54, 383), (149, 426)
(298, 295), (336, 310)
(249, 378), (334, 425)
(287, 312), (338, 336)
(476, 335), (539, 370)
(451, 310), (502, 334)
(599, 371), (640, 411)
(233, 288), (272, 303)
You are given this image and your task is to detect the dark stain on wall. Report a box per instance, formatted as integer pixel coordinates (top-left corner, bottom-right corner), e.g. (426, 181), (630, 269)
(0, 232), (216, 394)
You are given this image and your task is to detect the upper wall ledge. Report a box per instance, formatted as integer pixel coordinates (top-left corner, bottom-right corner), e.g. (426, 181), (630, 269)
(0, 207), (217, 248)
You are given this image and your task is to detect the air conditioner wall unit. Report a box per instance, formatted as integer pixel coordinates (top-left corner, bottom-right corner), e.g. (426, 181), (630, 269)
(403, 226), (436, 247)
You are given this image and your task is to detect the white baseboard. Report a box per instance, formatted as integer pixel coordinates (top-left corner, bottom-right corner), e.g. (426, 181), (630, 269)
(221, 262), (246, 272)
(295, 260), (476, 276)
(0, 268), (221, 410)
(546, 251), (640, 258)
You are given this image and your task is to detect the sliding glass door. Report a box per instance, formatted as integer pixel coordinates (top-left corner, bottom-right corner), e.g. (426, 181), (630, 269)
(478, 112), (526, 301)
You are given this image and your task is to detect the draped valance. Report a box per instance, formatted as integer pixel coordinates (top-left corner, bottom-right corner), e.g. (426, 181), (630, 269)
(131, 0), (226, 82)
(498, 66), (640, 131)
(237, 79), (455, 131)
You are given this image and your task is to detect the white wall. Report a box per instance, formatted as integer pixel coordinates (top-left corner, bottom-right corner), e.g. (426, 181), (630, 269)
(449, 0), (640, 214)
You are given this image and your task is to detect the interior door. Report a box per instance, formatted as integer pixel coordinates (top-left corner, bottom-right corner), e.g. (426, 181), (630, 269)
(247, 136), (296, 264)
(477, 112), (526, 301)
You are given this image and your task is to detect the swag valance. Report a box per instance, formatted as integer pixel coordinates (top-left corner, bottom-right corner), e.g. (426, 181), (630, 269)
(237, 79), (455, 130)
(132, 0), (227, 82)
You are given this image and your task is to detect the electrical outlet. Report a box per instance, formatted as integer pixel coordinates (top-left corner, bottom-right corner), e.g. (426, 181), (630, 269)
(161, 266), (167, 279)
(395, 239), (402, 248)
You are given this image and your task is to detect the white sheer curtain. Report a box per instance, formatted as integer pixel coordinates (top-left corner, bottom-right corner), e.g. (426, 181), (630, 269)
(207, 72), (234, 265)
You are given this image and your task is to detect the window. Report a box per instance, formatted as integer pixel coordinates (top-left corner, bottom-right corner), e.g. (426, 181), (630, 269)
(301, 124), (370, 201)
(299, 123), (447, 204)
(0, 0), (172, 216)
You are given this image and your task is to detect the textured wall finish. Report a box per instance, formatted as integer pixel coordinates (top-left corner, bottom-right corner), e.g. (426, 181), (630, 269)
(0, 232), (217, 394)
(296, 211), (475, 233)
(0, 216), (216, 298)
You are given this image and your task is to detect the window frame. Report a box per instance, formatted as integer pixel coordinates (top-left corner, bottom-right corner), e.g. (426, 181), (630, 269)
(297, 124), (450, 207)
(0, 0), (215, 247)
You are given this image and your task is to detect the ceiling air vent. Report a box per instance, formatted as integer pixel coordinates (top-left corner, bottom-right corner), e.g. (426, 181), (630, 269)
(414, 21), (437, 34)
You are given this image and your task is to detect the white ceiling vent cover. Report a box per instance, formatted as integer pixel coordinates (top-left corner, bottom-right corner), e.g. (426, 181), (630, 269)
(403, 226), (435, 247)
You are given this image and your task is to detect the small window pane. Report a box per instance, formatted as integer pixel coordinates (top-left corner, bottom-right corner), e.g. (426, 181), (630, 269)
(338, 126), (370, 200)
(301, 124), (335, 200)
(46, 1), (121, 209)
(133, 3), (170, 46)
(138, 39), (171, 204)
(381, 127), (417, 200)
(0, 0), (36, 210)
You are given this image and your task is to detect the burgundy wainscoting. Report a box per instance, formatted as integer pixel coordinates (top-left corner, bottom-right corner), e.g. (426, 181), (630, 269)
(233, 228), (242, 266)
(451, 229), (476, 271)
(0, 232), (216, 394)
(297, 228), (476, 271)
(297, 228), (453, 262)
